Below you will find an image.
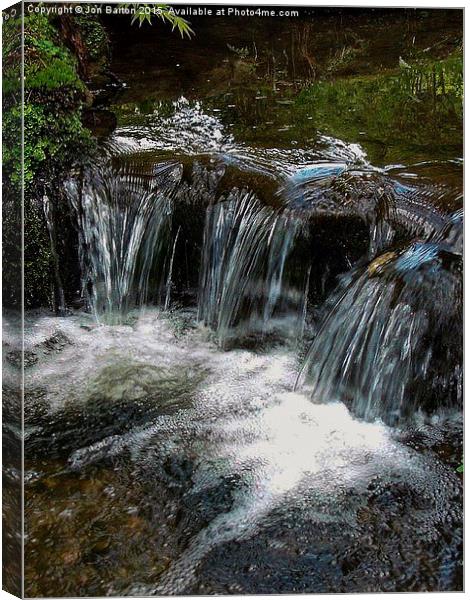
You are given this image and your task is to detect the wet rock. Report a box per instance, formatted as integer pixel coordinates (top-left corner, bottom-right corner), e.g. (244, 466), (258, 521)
(82, 108), (117, 139)
(395, 418), (463, 470)
(194, 472), (462, 594)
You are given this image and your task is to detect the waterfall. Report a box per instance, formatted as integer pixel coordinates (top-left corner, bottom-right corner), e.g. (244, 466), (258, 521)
(198, 191), (302, 346)
(296, 241), (462, 425)
(65, 154), (462, 424)
(282, 168), (462, 263)
(164, 226), (181, 310)
(42, 194), (66, 315)
(66, 161), (182, 322)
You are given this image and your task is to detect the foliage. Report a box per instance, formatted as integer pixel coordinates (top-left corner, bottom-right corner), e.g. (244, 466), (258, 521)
(227, 44), (251, 59)
(2, 13), (93, 193)
(75, 14), (110, 62)
(121, 3), (194, 37)
(325, 44), (364, 74)
(2, 12), (99, 308)
(27, 59), (85, 91)
(296, 53), (463, 163)
(457, 462), (463, 473)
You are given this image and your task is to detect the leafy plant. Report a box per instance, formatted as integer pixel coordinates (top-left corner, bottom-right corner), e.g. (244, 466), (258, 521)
(296, 52), (462, 163)
(3, 13), (93, 191)
(75, 14), (110, 63)
(227, 44), (251, 59)
(121, 3), (194, 37)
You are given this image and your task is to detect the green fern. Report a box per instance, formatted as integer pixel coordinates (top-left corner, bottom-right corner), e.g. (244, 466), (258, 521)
(121, 3), (194, 37)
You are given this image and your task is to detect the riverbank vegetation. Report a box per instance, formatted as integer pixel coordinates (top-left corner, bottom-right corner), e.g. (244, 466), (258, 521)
(3, 13), (97, 193)
(3, 11), (108, 307)
(297, 51), (463, 163)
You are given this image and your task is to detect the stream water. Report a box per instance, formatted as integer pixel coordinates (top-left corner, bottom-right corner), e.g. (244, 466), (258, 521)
(10, 10), (463, 596)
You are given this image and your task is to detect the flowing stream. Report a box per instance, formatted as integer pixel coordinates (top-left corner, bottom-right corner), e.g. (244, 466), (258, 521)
(20, 131), (463, 594)
(16, 15), (463, 594)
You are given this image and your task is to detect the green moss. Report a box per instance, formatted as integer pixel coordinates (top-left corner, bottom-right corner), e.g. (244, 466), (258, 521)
(26, 59), (85, 90)
(2, 13), (94, 194)
(22, 102), (93, 189)
(2, 12), (103, 308)
(3, 94), (94, 194)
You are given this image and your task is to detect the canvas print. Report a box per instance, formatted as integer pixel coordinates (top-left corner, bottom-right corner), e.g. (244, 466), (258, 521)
(2, 2), (463, 596)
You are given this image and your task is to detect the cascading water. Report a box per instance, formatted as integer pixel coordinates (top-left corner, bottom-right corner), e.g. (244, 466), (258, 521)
(25, 157), (463, 596)
(64, 151), (463, 426)
(197, 190), (304, 346)
(113, 97), (373, 183)
(66, 160), (183, 322)
(296, 239), (462, 425)
(18, 10), (463, 595)
(282, 168), (462, 261)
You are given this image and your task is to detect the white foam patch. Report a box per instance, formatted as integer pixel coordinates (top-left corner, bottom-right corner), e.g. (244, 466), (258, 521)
(23, 309), (458, 595)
